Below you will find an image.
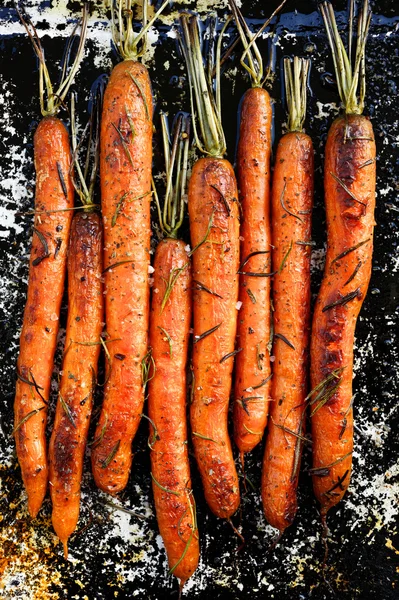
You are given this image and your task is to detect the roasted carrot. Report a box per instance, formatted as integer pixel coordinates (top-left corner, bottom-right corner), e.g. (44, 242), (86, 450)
(91, 0), (169, 494)
(261, 58), (313, 534)
(228, 0), (281, 460)
(180, 15), (240, 519)
(48, 93), (103, 557)
(149, 114), (199, 588)
(311, 1), (376, 526)
(13, 7), (88, 518)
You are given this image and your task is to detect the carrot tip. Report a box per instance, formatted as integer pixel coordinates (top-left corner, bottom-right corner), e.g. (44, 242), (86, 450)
(62, 539), (69, 560)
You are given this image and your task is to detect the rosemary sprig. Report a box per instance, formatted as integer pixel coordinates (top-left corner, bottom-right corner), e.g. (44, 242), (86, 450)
(193, 279), (223, 299)
(151, 472), (180, 496)
(32, 227), (50, 266)
(160, 263), (188, 313)
(274, 332), (296, 350)
(220, 348), (242, 364)
(59, 392), (77, 429)
(101, 440), (121, 469)
(12, 406), (45, 436)
(112, 122), (134, 168)
(278, 240), (293, 274)
(329, 172), (366, 206)
(238, 250), (269, 273)
(193, 323), (222, 344)
(343, 261), (362, 287)
(157, 326), (173, 358)
(322, 288), (361, 312)
(103, 259), (135, 274)
(56, 162), (68, 198)
(280, 181), (303, 222)
(330, 238), (369, 265)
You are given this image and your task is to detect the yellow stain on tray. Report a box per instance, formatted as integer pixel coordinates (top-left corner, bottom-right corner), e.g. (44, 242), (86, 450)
(0, 468), (63, 600)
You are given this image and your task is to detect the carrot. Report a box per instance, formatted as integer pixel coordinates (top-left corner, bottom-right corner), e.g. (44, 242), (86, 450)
(311, 1), (375, 527)
(149, 114), (199, 589)
(180, 14), (240, 519)
(228, 0), (285, 460)
(261, 58), (313, 534)
(91, 0), (169, 494)
(48, 93), (104, 557)
(13, 7), (88, 518)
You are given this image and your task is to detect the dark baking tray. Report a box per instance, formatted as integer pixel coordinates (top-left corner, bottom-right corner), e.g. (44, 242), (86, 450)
(0, 1), (398, 599)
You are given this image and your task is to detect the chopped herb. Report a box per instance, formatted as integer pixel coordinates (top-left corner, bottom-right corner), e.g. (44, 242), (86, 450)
(237, 269), (277, 278)
(56, 161), (68, 198)
(157, 326), (173, 358)
(112, 121), (134, 168)
(251, 374), (272, 390)
(141, 413), (159, 449)
(32, 228), (50, 266)
(59, 392), (77, 428)
(193, 323), (222, 344)
(128, 73), (150, 120)
(192, 431), (219, 443)
(54, 237), (62, 259)
(278, 240), (293, 274)
(296, 240), (316, 247)
(243, 423), (263, 436)
(274, 333), (295, 350)
(358, 158), (375, 169)
(246, 288), (256, 304)
(210, 184), (231, 216)
(255, 342), (264, 370)
(238, 250), (269, 272)
(89, 414), (108, 448)
(160, 263), (188, 313)
(329, 172), (366, 206)
(150, 472), (180, 496)
(323, 470), (350, 498)
(12, 406), (45, 436)
(309, 451), (353, 477)
(103, 259), (135, 274)
(112, 190), (151, 227)
(330, 239), (369, 265)
(188, 210), (215, 257)
(101, 440), (121, 468)
(343, 261), (362, 287)
(220, 348), (242, 363)
(280, 181), (303, 222)
(141, 349), (155, 389)
(322, 288), (361, 312)
(193, 279), (223, 299)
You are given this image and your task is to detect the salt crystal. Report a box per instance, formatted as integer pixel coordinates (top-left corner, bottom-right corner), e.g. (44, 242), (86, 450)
(148, 265), (155, 274)
(236, 301), (242, 310)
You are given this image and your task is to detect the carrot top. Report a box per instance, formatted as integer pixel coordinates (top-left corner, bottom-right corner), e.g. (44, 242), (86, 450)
(284, 57), (310, 133)
(179, 14), (230, 158)
(228, 0), (288, 89)
(153, 113), (191, 239)
(112, 0), (170, 61)
(320, 0), (371, 115)
(70, 80), (105, 212)
(16, 4), (88, 117)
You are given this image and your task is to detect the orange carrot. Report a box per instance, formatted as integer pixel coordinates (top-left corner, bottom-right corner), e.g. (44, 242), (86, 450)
(311, 1), (376, 528)
(49, 94), (103, 557)
(261, 58), (313, 533)
(91, 0), (169, 494)
(148, 114), (199, 588)
(180, 14), (240, 519)
(13, 7), (87, 518)
(228, 0), (280, 460)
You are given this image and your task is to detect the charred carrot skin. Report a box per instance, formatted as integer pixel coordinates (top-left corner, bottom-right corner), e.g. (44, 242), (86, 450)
(311, 114), (376, 515)
(261, 131), (313, 532)
(234, 86), (273, 457)
(14, 117), (74, 518)
(91, 61), (153, 494)
(48, 211), (103, 556)
(190, 157), (240, 519)
(148, 239), (199, 584)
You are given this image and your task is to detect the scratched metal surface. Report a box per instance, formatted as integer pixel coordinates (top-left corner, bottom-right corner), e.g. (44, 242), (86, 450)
(0, 1), (398, 599)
